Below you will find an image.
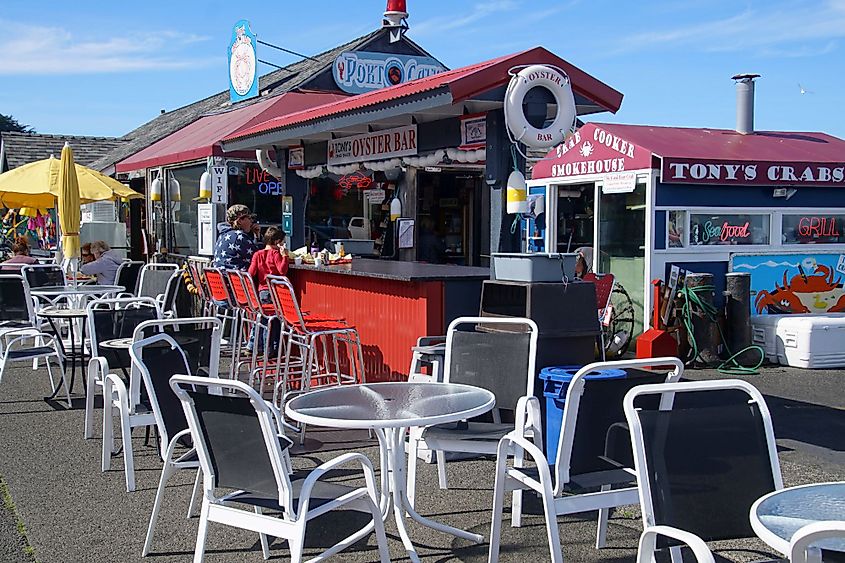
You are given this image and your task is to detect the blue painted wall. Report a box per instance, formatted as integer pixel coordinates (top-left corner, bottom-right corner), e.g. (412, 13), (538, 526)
(654, 210), (666, 250)
(656, 183), (845, 208)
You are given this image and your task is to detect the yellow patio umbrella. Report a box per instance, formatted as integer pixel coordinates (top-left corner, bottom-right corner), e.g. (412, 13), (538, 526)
(0, 155), (143, 209)
(58, 142), (81, 260)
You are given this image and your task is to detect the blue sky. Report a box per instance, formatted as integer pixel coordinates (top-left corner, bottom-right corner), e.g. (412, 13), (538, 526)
(2, 0), (844, 138)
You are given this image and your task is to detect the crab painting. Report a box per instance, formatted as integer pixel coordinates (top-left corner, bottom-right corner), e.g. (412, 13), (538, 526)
(754, 264), (845, 314)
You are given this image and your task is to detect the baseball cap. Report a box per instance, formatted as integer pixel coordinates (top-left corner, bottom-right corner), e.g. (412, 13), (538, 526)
(226, 204), (251, 223)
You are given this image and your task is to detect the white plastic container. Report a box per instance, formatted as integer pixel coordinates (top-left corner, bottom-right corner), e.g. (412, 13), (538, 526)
(750, 314), (787, 361)
(775, 314), (845, 369)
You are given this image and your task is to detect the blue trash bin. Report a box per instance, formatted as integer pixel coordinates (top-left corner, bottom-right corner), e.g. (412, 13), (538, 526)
(539, 365), (627, 462)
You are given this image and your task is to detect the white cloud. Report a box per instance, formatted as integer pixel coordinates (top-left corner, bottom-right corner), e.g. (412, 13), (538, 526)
(411, 0), (520, 38)
(612, 2), (845, 57)
(0, 19), (213, 75)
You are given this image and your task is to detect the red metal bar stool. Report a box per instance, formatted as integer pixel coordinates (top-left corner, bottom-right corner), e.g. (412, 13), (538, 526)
(187, 261), (214, 317)
(266, 275), (364, 404)
(202, 267), (240, 379)
(230, 269), (286, 392)
(225, 269), (261, 382)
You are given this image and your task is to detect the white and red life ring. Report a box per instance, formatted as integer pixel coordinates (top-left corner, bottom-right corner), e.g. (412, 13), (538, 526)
(504, 65), (576, 149)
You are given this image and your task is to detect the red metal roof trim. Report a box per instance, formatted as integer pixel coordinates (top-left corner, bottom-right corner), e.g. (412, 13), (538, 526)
(532, 122), (845, 187)
(224, 47), (623, 144)
(116, 91), (347, 172)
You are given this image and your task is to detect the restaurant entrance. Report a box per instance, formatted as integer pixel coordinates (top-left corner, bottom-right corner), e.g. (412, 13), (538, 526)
(416, 170), (483, 266)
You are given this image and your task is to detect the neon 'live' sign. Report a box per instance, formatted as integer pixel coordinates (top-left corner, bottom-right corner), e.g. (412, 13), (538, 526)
(244, 166), (283, 196)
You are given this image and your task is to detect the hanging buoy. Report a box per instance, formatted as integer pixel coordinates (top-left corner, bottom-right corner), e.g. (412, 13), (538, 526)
(390, 197), (402, 221)
(504, 64), (576, 149)
(199, 171), (211, 199)
(506, 170), (528, 214)
(169, 177), (181, 202)
(150, 177), (163, 202)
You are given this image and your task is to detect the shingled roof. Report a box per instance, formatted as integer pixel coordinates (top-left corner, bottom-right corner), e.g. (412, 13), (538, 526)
(0, 132), (124, 172)
(89, 29), (396, 174)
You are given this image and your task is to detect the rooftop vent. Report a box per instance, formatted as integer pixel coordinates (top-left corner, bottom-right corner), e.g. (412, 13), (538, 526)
(731, 73), (760, 135)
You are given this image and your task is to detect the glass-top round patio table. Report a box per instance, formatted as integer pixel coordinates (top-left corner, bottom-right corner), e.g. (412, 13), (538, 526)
(750, 481), (845, 558)
(30, 284), (124, 297)
(286, 382), (495, 563)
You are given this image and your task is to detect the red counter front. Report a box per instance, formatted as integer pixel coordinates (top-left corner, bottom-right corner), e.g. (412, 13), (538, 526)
(289, 260), (488, 382)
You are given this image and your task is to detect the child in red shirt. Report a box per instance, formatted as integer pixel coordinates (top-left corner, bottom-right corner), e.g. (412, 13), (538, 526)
(247, 227), (289, 354)
(249, 227), (289, 297)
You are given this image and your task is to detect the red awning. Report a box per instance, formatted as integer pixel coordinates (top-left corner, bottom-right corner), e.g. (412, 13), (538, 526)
(115, 91), (347, 172)
(224, 47), (623, 146)
(533, 122), (845, 187)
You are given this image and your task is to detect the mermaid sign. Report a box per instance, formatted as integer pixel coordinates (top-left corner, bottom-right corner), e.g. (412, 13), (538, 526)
(730, 253), (845, 314)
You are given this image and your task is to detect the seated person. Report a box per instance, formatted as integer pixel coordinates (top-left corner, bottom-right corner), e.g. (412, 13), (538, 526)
(213, 204), (261, 271)
(2, 237), (39, 270)
(247, 227), (289, 354)
(248, 227), (289, 300)
(80, 243), (94, 265)
(80, 240), (123, 285)
(574, 247), (594, 279)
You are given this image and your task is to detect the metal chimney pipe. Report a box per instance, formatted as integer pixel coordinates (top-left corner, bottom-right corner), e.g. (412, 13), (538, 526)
(732, 73), (760, 135)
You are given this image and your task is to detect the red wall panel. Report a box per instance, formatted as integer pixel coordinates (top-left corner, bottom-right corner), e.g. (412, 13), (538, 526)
(292, 270), (444, 382)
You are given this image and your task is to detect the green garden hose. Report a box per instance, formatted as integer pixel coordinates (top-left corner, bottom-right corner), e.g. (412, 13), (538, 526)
(677, 283), (765, 376)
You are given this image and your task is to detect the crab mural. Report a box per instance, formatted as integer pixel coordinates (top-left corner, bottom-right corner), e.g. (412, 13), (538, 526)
(754, 264), (845, 314)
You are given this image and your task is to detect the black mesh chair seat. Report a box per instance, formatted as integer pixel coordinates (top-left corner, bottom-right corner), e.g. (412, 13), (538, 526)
(0, 321), (33, 329)
(422, 421), (514, 441)
(7, 346), (57, 359)
(517, 462), (636, 494)
(227, 473), (359, 513)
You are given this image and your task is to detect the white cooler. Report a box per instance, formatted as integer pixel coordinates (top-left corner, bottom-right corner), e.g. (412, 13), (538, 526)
(752, 314), (845, 368)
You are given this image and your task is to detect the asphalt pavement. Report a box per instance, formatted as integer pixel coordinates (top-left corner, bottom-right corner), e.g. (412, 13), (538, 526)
(0, 362), (842, 562)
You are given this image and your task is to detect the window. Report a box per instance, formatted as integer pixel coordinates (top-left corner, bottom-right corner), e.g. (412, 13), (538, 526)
(667, 210), (685, 248)
(689, 213), (770, 246)
(169, 164), (204, 255)
(782, 214), (845, 244)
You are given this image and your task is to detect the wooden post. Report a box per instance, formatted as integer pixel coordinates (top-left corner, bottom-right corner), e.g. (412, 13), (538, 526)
(684, 272), (721, 365)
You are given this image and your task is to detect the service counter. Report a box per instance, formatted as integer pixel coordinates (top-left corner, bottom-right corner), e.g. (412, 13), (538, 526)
(289, 259), (489, 382)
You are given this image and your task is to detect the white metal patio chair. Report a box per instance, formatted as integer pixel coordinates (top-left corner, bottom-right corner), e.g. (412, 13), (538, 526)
(156, 270), (181, 318)
(170, 374), (392, 563)
(406, 316), (540, 509)
(638, 520), (845, 563)
(789, 521), (845, 563)
(101, 316), (221, 492)
(0, 275), (68, 406)
(84, 297), (161, 438)
(128, 333), (210, 556)
(489, 357), (684, 563)
(625, 379), (784, 563)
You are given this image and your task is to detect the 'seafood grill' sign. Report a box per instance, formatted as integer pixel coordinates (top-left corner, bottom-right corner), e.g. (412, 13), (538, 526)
(661, 158), (845, 187)
(328, 125), (418, 166)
